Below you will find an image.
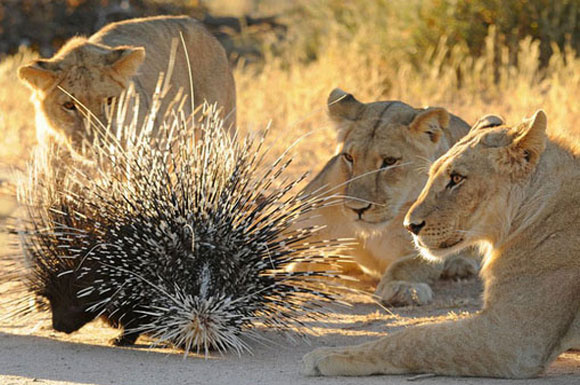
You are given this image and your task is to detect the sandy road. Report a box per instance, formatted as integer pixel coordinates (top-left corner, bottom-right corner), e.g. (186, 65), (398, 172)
(1, 275), (579, 385)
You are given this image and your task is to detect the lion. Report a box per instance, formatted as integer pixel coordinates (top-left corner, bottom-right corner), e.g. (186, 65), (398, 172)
(303, 110), (580, 378)
(18, 15), (236, 150)
(299, 89), (479, 305)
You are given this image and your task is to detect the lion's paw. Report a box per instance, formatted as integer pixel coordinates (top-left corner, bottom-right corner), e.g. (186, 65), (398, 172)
(303, 348), (325, 376)
(441, 256), (479, 280)
(303, 347), (348, 376)
(375, 280), (433, 306)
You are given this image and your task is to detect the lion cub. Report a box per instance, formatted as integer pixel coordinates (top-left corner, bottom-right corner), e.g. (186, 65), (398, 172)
(18, 15), (236, 149)
(304, 110), (580, 378)
(301, 89), (479, 306)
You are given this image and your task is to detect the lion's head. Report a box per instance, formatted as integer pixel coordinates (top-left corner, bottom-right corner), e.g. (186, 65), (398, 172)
(18, 37), (145, 148)
(310, 88), (468, 233)
(404, 110), (548, 259)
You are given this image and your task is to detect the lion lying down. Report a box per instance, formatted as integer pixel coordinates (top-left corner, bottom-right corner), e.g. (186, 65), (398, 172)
(297, 89), (479, 306)
(304, 110), (580, 378)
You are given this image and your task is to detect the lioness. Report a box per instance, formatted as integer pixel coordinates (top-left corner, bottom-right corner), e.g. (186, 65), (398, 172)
(304, 110), (580, 378)
(302, 89), (478, 305)
(18, 15), (236, 149)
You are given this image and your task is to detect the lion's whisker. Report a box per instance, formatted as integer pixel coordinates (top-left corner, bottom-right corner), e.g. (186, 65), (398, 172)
(302, 161), (413, 200)
(455, 229), (485, 236)
(414, 155), (433, 165)
(329, 194), (387, 208)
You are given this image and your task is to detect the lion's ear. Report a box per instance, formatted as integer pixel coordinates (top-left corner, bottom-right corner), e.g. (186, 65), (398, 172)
(18, 60), (59, 91)
(471, 114), (504, 132)
(327, 88), (364, 143)
(327, 88), (364, 122)
(510, 110), (547, 164)
(409, 108), (449, 143)
(108, 46), (146, 79)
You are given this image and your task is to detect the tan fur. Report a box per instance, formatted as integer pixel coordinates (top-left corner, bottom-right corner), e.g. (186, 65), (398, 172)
(18, 15), (236, 149)
(303, 111), (580, 378)
(299, 89), (478, 305)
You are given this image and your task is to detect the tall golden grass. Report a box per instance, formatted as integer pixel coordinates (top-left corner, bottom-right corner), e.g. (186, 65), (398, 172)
(0, 48), (38, 168)
(0, 2), (578, 182)
(235, 22), (579, 178)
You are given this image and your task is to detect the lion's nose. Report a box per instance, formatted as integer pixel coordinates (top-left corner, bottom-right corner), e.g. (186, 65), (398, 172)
(405, 220), (426, 235)
(351, 204), (371, 219)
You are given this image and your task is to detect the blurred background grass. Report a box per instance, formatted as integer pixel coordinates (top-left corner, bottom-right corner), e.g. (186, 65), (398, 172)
(0, 0), (578, 178)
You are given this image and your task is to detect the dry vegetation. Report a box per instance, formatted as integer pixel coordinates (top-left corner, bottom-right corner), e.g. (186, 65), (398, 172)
(0, 48), (38, 169)
(234, 0), (579, 178)
(1, 0), (577, 182)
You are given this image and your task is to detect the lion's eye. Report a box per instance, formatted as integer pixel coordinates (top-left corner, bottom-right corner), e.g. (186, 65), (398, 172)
(343, 153), (354, 163)
(106, 97), (114, 106)
(381, 157), (398, 169)
(447, 173), (465, 189)
(63, 101), (76, 111)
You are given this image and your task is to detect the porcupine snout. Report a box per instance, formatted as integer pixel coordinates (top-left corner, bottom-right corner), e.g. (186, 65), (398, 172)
(51, 302), (93, 334)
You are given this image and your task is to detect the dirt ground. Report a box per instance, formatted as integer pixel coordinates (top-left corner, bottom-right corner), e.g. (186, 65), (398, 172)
(0, 182), (579, 385)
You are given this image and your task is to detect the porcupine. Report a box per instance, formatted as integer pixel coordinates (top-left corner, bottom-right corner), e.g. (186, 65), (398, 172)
(12, 144), (138, 344)
(15, 102), (353, 353)
(9, 78), (188, 340)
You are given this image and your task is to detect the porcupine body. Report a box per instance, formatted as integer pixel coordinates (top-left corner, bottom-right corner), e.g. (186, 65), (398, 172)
(16, 103), (351, 353)
(13, 145), (145, 344)
(11, 82), (178, 344)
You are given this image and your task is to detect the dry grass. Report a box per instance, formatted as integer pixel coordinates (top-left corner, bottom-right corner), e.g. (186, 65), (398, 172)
(235, 24), (579, 179)
(0, 48), (38, 170)
(0, 3), (578, 181)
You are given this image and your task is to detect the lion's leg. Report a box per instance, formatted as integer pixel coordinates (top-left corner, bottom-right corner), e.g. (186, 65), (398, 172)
(305, 269), (579, 378)
(374, 254), (442, 306)
(440, 248), (480, 280)
(304, 314), (538, 377)
(376, 249), (481, 305)
(304, 311), (566, 378)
